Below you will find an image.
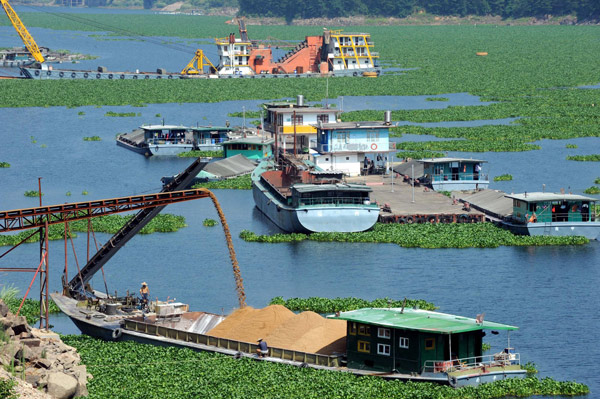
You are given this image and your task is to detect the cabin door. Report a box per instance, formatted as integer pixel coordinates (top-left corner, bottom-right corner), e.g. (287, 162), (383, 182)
(450, 162), (459, 181)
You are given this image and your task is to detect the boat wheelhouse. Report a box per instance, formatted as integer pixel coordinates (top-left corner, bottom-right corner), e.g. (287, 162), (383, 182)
(504, 192), (599, 240)
(222, 136), (274, 160)
(251, 156), (379, 233)
(191, 126), (237, 152)
(330, 308), (526, 387)
(420, 158), (488, 191)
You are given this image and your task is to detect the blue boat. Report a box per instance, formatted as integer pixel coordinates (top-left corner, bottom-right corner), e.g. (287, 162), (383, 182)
(251, 156), (379, 233)
(503, 192), (599, 240)
(419, 158), (489, 192)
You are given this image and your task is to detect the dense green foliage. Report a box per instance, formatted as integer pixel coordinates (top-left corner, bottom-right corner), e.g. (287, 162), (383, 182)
(61, 335), (589, 399)
(494, 174), (513, 181)
(23, 190), (42, 197)
(240, 223), (589, 248)
(177, 150), (224, 158)
(192, 174), (252, 190)
(83, 135), (102, 141)
(269, 296), (437, 312)
(566, 143), (578, 148)
(228, 110), (261, 118)
(0, 162), (9, 168)
(238, 0), (599, 21)
(2, 297), (62, 325)
(566, 154), (600, 162)
(0, 214), (186, 247)
(394, 138), (540, 153)
(583, 186), (600, 194)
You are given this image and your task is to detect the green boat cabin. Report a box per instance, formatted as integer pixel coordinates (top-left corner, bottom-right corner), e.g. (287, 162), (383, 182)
(506, 192), (596, 223)
(223, 137), (274, 160)
(330, 308), (518, 374)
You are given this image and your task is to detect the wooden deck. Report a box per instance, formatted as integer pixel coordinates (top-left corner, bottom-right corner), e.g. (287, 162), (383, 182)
(346, 174), (485, 223)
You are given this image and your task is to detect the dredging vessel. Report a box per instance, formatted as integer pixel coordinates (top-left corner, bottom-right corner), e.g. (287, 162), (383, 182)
(251, 154), (379, 233)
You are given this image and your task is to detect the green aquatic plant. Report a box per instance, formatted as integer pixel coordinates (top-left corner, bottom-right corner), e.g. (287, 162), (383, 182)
(82, 190), (89, 195)
(202, 218), (217, 227)
(78, 111), (85, 116)
(269, 296), (437, 313)
(396, 150), (445, 160)
(494, 174), (513, 181)
(228, 110), (261, 118)
(177, 150), (224, 158)
(583, 186), (600, 194)
(425, 97), (449, 101)
(240, 223), (589, 248)
(105, 111), (137, 117)
(60, 335), (590, 399)
(595, 177), (600, 184)
(565, 143), (577, 148)
(0, 214), (187, 247)
(0, 162), (10, 168)
(83, 136), (102, 141)
(24, 190), (42, 197)
(192, 175), (252, 190)
(567, 154), (600, 162)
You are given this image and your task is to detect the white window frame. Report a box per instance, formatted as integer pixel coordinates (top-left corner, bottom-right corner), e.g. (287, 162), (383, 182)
(399, 337), (409, 349)
(377, 327), (391, 339)
(377, 343), (391, 356)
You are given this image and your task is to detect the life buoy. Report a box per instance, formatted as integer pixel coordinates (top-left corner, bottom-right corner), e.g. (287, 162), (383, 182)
(371, 143), (378, 150)
(168, 75), (173, 79)
(71, 72), (76, 78)
(416, 217), (426, 224)
(145, 75), (150, 79)
(157, 76), (161, 79)
(59, 72), (64, 78)
(133, 75), (138, 80)
(112, 328), (122, 340)
(83, 72), (89, 78)
(47, 71), (52, 76)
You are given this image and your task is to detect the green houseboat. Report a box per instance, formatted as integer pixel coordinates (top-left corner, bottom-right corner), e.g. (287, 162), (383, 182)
(223, 136), (274, 160)
(503, 192), (599, 240)
(330, 308), (526, 387)
(419, 158), (488, 192)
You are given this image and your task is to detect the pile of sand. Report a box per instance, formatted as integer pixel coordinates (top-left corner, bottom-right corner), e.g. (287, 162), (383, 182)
(207, 305), (346, 355)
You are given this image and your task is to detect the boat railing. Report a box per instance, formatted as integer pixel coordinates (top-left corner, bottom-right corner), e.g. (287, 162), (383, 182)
(197, 138), (227, 145)
(299, 197), (376, 207)
(148, 138), (193, 145)
(123, 318), (342, 367)
(514, 208), (596, 223)
(431, 172), (487, 182)
(422, 352), (520, 374)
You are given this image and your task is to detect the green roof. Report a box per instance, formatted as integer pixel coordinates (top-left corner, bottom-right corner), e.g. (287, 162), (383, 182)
(329, 308), (519, 334)
(505, 192), (595, 202)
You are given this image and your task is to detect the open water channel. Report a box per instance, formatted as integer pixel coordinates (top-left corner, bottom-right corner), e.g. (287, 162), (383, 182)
(1, 13), (599, 396)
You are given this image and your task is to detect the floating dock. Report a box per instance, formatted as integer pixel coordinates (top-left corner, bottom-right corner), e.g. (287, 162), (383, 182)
(346, 174), (484, 223)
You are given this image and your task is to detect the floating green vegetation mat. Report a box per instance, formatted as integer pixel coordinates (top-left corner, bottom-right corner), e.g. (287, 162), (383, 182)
(228, 110), (261, 118)
(494, 174), (513, 181)
(269, 296), (437, 313)
(60, 335), (589, 399)
(0, 214), (186, 247)
(2, 298), (61, 325)
(396, 150), (445, 159)
(83, 136), (101, 141)
(0, 161), (10, 168)
(566, 143), (578, 148)
(192, 174), (252, 190)
(104, 111), (139, 117)
(393, 136), (540, 153)
(177, 150), (224, 158)
(583, 186), (600, 195)
(595, 177), (600, 184)
(23, 190), (42, 197)
(202, 218), (217, 227)
(566, 154), (600, 162)
(240, 223), (589, 248)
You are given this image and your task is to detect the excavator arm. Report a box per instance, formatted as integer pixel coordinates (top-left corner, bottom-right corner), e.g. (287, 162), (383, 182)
(1, 0), (44, 63)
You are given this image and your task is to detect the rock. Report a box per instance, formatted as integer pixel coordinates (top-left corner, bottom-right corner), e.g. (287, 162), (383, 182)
(0, 316), (14, 329)
(70, 365), (89, 397)
(15, 345), (37, 362)
(57, 352), (78, 369)
(46, 372), (78, 399)
(0, 301), (9, 317)
(2, 342), (20, 360)
(26, 371), (42, 387)
(33, 358), (53, 369)
(21, 337), (42, 348)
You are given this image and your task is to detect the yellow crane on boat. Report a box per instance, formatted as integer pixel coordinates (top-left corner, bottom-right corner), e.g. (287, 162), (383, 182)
(181, 49), (215, 75)
(1, 0), (44, 63)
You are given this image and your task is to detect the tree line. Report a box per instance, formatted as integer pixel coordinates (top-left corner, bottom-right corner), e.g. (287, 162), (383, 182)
(238, 0), (599, 22)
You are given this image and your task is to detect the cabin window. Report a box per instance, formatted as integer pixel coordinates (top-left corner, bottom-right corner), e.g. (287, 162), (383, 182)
(277, 114), (283, 126)
(377, 328), (391, 339)
(349, 322), (357, 335)
(367, 131), (380, 142)
(399, 337), (409, 349)
(377, 343), (391, 356)
(358, 324), (371, 336)
(292, 114), (303, 125)
(317, 114), (329, 123)
(357, 341), (370, 353)
(425, 338), (435, 350)
(346, 157), (350, 161)
(325, 157), (329, 161)
(336, 132), (349, 143)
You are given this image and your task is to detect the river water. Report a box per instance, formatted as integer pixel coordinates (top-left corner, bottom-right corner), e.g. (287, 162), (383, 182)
(0, 16), (599, 396)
